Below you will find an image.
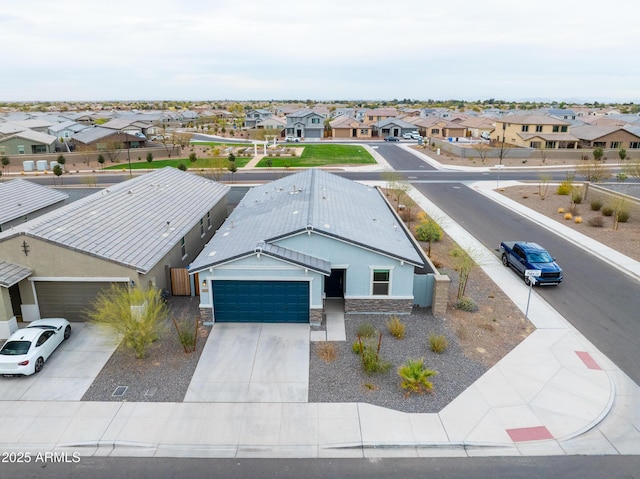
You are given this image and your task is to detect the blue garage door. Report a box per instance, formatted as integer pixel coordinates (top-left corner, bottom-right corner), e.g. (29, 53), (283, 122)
(212, 280), (309, 323)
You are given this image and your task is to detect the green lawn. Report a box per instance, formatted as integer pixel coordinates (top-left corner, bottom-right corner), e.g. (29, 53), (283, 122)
(256, 144), (374, 167)
(104, 156), (251, 170)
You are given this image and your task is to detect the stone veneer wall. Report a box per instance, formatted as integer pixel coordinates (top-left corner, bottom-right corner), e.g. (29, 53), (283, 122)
(199, 308), (213, 322)
(431, 274), (450, 318)
(309, 309), (323, 327)
(345, 298), (414, 315)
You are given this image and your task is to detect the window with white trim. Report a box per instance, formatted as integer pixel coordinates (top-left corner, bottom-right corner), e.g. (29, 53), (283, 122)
(180, 237), (186, 258)
(207, 211), (211, 229)
(372, 269), (390, 295)
(535, 125), (543, 132)
(200, 218), (205, 237)
(521, 125), (529, 132)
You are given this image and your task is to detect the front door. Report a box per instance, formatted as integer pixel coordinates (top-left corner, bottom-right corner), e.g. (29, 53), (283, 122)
(324, 269), (345, 298)
(9, 284), (22, 319)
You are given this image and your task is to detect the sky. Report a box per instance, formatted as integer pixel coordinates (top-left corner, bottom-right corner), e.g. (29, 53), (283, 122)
(1, 0), (639, 103)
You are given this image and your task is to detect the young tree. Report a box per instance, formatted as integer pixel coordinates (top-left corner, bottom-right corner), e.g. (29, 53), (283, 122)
(450, 245), (480, 300)
(228, 160), (237, 182)
(538, 174), (552, 200)
(2, 155), (11, 175)
(415, 219), (443, 256)
(146, 152), (154, 172)
(618, 147), (627, 162)
(472, 143), (491, 163)
(87, 285), (169, 359)
(97, 154), (105, 171)
(593, 147), (604, 162)
(52, 164), (63, 186)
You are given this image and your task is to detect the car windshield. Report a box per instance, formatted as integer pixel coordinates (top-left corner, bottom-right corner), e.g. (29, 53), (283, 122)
(528, 252), (553, 263)
(0, 341), (31, 355)
(28, 325), (56, 330)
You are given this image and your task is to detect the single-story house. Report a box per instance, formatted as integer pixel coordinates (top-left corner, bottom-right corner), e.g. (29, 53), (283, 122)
(372, 118), (420, 138)
(0, 179), (69, 232)
(0, 130), (58, 155)
(189, 169), (437, 325)
(570, 125), (640, 150)
(329, 115), (372, 139)
(0, 167), (229, 331)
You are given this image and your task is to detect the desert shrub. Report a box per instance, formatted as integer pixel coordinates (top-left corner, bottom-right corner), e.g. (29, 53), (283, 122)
(455, 296), (478, 312)
(567, 204), (580, 215)
(557, 181), (572, 195)
(564, 212), (573, 220)
(590, 199), (603, 211)
(557, 207), (565, 214)
(602, 206), (613, 216)
(172, 315), (199, 353)
(398, 358), (438, 397)
(357, 322), (376, 338)
(356, 333), (391, 375)
(617, 210), (630, 223)
(574, 216), (583, 224)
(428, 333), (449, 353)
(386, 316), (406, 339)
(588, 216), (604, 227)
(352, 340), (362, 354)
(572, 192), (583, 204)
(316, 342), (337, 362)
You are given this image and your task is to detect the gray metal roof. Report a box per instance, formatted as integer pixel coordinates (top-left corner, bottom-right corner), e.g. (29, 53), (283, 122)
(189, 169), (423, 273)
(0, 260), (32, 288)
(0, 168), (229, 274)
(0, 179), (69, 225)
(71, 126), (118, 144)
(0, 130), (58, 145)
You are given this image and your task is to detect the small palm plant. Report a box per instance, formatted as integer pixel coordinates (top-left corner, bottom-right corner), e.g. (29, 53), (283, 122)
(398, 358), (437, 397)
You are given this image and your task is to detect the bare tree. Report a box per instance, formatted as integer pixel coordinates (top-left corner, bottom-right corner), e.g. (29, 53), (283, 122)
(472, 143), (491, 163)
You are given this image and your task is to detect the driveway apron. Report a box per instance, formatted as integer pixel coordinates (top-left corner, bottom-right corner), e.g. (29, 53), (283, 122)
(184, 323), (310, 403)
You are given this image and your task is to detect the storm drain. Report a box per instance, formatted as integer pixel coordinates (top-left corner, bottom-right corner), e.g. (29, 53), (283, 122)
(112, 386), (128, 397)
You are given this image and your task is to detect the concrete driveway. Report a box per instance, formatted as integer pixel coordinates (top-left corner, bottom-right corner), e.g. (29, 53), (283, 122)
(185, 323), (310, 403)
(0, 323), (117, 401)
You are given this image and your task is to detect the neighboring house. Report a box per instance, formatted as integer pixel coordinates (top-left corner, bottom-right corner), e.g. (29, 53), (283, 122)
(0, 167), (229, 326)
(458, 116), (495, 138)
(245, 109), (274, 128)
(285, 110), (325, 140)
(547, 108), (577, 121)
(71, 126), (147, 152)
(0, 179), (68, 232)
(255, 115), (286, 132)
(0, 130), (58, 155)
(329, 115), (372, 139)
(406, 117), (461, 139)
(570, 125), (640, 150)
(493, 115), (577, 149)
(48, 120), (89, 140)
(189, 169), (436, 325)
(333, 107), (355, 118)
(100, 118), (154, 138)
(362, 107), (398, 125)
(372, 118), (421, 138)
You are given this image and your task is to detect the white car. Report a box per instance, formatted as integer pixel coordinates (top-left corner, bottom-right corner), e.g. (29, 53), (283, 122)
(402, 132), (413, 139)
(285, 136), (300, 142)
(0, 318), (71, 376)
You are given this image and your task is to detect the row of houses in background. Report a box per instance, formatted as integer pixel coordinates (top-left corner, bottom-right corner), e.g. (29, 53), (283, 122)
(2, 105), (640, 157)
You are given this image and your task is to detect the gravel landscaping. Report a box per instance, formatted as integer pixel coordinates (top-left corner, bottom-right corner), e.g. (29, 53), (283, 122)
(308, 310), (487, 414)
(82, 296), (210, 403)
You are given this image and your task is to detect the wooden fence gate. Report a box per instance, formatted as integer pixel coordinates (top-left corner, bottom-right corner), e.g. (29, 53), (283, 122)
(170, 268), (194, 296)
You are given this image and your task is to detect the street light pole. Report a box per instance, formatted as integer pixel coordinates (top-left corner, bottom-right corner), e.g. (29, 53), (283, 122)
(496, 121), (506, 189)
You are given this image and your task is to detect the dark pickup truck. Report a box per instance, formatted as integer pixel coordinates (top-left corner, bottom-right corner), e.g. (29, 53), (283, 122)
(499, 241), (563, 285)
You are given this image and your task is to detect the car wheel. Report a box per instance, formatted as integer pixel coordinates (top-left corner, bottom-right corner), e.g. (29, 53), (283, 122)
(34, 357), (44, 374)
(501, 254), (509, 267)
(64, 325), (71, 340)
